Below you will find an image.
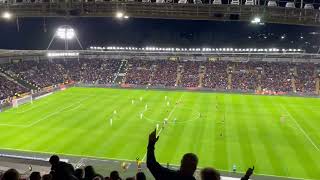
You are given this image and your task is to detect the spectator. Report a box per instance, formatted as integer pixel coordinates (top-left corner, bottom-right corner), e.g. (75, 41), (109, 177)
(1, 169), (20, 180)
(74, 168), (84, 180)
(135, 172), (146, 180)
(109, 171), (121, 180)
(200, 168), (220, 180)
(84, 166), (96, 180)
(42, 174), (53, 180)
(29, 172), (41, 180)
(49, 155), (75, 180)
(147, 129), (198, 180)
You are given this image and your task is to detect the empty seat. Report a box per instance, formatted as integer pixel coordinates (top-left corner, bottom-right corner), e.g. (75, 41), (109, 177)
(142, 0), (151, 2)
(156, 0), (165, 3)
(245, 0), (254, 5)
(267, 0), (277, 7)
(178, 0), (187, 3)
(285, 2), (295, 8)
(194, 0), (202, 4)
(212, 0), (221, 5)
(230, 0), (239, 5)
(304, 3), (314, 9)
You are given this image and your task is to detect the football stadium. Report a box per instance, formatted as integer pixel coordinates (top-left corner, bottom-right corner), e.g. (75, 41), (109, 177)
(0, 0), (320, 180)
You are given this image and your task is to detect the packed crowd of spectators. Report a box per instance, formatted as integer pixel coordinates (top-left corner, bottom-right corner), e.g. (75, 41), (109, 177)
(0, 59), (319, 101)
(125, 60), (154, 85)
(0, 76), (29, 100)
(203, 61), (228, 89)
(260, 62), (292, 92)
(231, 62), (259, 91)
(295, 63), (316, 93)
(179, 61), (200, 87)
(150, 61), (177, 87)
(1, 59), (121, 88)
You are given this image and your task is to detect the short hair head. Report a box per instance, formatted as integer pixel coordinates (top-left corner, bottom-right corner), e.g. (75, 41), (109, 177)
(136, 172), (146, 180)
(180, 153), (198, 176)
(110, 171), (120, 180)
(29, 171), (41, 180)
(2, 169), (20, 180)
(49, 155), (60, 165)
(201, 167), (220, 180)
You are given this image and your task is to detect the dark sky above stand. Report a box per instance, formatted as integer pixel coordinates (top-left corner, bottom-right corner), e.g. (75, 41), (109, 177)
(0, 17), (319, 52)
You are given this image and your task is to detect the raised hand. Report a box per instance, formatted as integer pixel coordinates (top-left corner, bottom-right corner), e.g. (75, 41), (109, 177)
(148, 129), (159, 146)
(245, 166), (254, 177)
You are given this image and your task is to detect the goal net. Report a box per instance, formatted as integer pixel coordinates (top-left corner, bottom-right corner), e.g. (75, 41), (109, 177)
(12, 95), (33, 108)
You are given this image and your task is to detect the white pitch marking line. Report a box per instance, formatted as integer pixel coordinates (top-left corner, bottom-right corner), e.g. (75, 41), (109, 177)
(0, 96), (91, 128)
(141, 94), (184, 162)
(280, 104), (320, 152)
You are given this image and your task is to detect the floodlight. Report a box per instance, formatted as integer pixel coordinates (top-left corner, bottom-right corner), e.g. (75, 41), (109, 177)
(124, 15), (129, 19)
(56, 27), (75, 40)
(116, 12), (124, 18)
(2, 11), (12, 20)
(251, 17), (261, 24)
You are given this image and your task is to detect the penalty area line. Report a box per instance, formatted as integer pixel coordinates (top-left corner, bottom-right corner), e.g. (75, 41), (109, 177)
(280, 104), (320, 153)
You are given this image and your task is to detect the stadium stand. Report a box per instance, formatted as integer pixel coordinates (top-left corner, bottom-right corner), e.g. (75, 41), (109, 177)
(0, 59), (319, 101)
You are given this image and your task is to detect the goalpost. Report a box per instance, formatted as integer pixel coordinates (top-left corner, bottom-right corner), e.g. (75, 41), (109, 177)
(12, 95), (33, 108)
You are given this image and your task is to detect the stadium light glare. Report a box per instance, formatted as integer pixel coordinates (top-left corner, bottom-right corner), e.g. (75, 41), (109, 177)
(2, 11), (12, 20)
(56, 27), (75, 40)
(124, 15), (129, 19)
(251, 17), (261, 24)
(116, 11), (124, 18)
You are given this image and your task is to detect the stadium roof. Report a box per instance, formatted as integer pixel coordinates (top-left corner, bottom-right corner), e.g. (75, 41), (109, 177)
(1, 49), (320, 63)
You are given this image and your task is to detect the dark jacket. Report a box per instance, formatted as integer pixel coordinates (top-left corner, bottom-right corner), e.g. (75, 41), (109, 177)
(147, 144), (196, 180)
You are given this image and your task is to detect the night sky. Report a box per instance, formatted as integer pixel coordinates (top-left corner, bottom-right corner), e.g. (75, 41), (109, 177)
(0, 17), (318, 52)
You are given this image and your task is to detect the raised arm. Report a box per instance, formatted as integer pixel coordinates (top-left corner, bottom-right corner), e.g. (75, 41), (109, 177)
(241, 166), (254, 180)
(146, 129), (172, 179)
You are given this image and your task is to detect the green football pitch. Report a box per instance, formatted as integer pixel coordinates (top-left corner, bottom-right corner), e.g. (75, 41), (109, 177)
(0, 87), (319, 179)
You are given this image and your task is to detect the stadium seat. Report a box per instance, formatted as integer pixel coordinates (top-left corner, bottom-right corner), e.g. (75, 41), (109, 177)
(245, 0), (254, 5)
(212, 0), (222, 5)
(194, 0), (202, 4)
(230, 0), (240, 5)
(267, 0), (277, 7)
(142, 0), (151, 2)
(166, 0), (174, 3)
(178, 0), (187, 3)
(156, 0), (165, 3)
(285, 2), (295, 8)
(304, 3), (314, 9)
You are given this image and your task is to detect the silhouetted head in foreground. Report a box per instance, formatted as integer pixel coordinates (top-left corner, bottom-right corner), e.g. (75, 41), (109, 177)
(29, 171), (41, 180)
(2, 169), (20, 180)
(84, 166), (96, 179)
(49, 155), (60, 166)
(110, 171), (121, 180)
(201, 168), (221, 180)
(135, 172), (146, 180)
(180, 153), (198, 176)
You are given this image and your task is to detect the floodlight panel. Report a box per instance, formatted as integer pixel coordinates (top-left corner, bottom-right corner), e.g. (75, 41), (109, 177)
(56, 27), (75, 40)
